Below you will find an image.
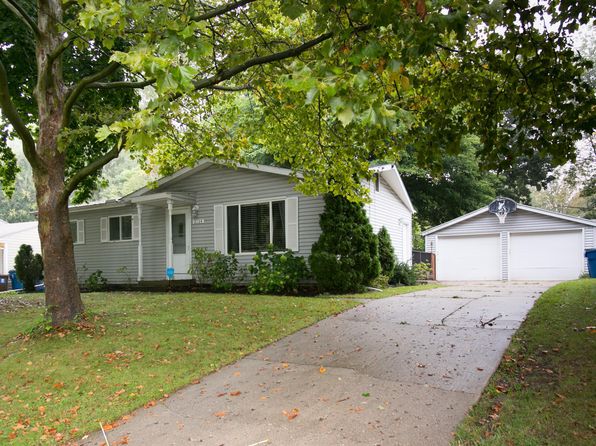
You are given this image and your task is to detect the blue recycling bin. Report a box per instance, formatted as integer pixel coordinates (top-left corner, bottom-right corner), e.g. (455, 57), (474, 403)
(585, 249), (596, 278)
(8, 270), (23, 290)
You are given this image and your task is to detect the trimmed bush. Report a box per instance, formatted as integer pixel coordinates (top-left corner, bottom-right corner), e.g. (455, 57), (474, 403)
(14, 244), (43, 292)
(309, 194), (381, 293)
(85, 270), (108, 292)
(248, 246), (308, 294)
(189, 248), (240, 292)
(377, 226), (396, 276)
(391, 262), (417, 286)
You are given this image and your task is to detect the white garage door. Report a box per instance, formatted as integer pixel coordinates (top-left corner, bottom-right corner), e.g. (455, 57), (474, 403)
(510, 230), (583, 280)
(437, 234), (501, 281)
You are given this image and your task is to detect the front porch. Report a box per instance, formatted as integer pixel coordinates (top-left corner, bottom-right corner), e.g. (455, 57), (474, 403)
(130, 192), (197, 282)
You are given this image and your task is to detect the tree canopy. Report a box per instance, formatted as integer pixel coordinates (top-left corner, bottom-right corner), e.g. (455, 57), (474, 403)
(3, 0), (594, 201)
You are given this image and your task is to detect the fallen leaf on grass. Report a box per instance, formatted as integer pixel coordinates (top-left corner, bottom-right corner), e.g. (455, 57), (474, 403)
(282, 408), (299, 420)
(144, 400), (156, 409)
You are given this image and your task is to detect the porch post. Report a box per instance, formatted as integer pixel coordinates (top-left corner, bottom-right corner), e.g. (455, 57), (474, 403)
(166, 199), (173, 275)
(137, 203), (143, 282)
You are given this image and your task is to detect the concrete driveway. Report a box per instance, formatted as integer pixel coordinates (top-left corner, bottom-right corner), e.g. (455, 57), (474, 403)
(82, 282), (553, 446)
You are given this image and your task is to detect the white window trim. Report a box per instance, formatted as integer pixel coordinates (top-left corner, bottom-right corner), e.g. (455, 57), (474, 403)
(107, 214), (136, 243)
(224, 197), (287, 255)
(70, 219), (85, 245)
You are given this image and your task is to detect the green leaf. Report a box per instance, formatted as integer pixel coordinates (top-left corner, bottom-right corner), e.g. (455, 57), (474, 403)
(95, 125), (112, 141)
(280, 0), (306, 19)
(305, 86), (318, 105)
(337, 106), (355, 127)
(103, 38), (114, 50)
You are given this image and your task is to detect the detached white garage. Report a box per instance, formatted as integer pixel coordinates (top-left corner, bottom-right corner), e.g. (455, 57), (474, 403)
(423, 201), (595, 281)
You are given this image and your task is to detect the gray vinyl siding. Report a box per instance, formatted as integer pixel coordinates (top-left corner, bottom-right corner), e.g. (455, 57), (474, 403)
(501, 231), (509, 279)
(147, 165), (325, 269)
(71, 206), (138, 284)
(140, 205), (166, 280)
(71, 164), (415, 283)
(433, 209), (587, 236)
(425, 209), (595, 279)
(366, 177), (411, 262)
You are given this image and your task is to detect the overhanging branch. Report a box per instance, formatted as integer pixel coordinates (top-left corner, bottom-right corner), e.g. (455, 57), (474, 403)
(62, 139), (123, 201)
(0, 59), (41, 170)
(0, 0), (41, 38)
(192, 31), (334, 91)
(63, 62), (120, 125)
(191, 0), (256, 22)
(88, 79), (156, 90)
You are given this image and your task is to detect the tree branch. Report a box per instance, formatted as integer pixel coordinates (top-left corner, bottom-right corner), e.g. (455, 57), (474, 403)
(62, 139), (123, 201)
(0, 0), (41, 38)
(208, 83), (253, 91)
(88, 78), (156, 90)
(191, 0), (256, 22)
(0, 59), (42, 170)
(63, 62), (120, 125)
(192, 31), (334, 91)
(48, 35), (76, 65)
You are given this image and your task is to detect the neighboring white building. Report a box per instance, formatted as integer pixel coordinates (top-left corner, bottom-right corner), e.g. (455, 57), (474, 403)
(423, 201), (595, 281)
(0, 221), (42, 275)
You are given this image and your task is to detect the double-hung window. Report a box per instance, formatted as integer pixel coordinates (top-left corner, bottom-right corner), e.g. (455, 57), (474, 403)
(70, 220), (85, 245)
(226, 200), (286, 253)
(109, 215), (133, 241)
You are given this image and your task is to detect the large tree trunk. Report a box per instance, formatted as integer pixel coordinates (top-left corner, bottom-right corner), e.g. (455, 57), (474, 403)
(35, 170), (84, 325)
(32, 0), (84, 325)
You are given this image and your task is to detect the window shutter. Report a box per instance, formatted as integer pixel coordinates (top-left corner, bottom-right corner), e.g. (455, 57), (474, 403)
(77, 220), (85, 244)
(131, 215), (139, 240)
(214, 204), (225, 252)
(100, 217), (108, 242)
(285, 197), (299, 251)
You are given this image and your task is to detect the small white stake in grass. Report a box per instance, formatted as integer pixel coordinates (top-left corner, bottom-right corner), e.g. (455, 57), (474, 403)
(100, 422), (110, 446)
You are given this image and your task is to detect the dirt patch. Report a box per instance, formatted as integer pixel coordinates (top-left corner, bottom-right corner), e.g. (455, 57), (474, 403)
(0, 296), (43, 312)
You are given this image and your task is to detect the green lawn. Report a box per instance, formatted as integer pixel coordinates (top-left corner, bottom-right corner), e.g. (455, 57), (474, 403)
(0, 292), (359, 445)
(452, 279), (596, 446)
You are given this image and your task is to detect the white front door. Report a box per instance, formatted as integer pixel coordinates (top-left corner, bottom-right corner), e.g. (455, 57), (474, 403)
(171, 208), (191, 279)
(509, 230), (583, 280)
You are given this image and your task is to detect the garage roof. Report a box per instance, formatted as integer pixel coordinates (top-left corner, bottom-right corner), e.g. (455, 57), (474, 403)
(422, 203), (596, 236)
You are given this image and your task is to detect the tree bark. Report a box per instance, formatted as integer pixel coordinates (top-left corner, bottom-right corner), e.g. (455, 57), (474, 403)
(35, 170), (84, 325)
(33, 0), (84, 325)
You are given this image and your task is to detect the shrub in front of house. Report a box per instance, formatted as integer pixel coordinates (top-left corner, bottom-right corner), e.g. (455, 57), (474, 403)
(248, 246), (309, 294)
(189, 248), (240, 292)
(413, 261), (432, 281)
(309, 194), (381, 293)
(14, 244), (44, 292)
(85, 270), (108, 292)
(377, 226), (396, 277)
(391, 262), (417, 286)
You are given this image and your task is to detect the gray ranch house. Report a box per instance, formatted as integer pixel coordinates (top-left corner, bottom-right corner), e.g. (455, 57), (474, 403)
(69, 160), (414, 285)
